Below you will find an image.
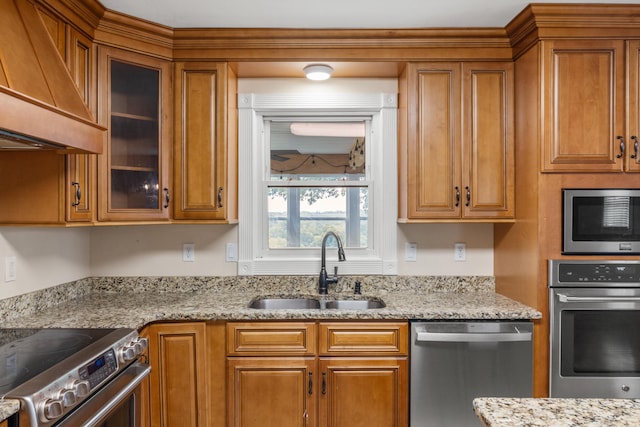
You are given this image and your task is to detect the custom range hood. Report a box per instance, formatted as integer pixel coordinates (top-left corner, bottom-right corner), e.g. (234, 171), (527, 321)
(0, 0), (104, 153)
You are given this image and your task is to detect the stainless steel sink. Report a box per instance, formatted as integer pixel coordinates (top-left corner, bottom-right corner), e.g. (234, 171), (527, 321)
(248, 297), (385, 310)
(324, 299), (386, 309)
(248, 297), (321, 309)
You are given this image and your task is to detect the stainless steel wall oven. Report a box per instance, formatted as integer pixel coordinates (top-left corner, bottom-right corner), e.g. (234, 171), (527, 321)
(0, 328), (149, 427)
(549, 260), (640, 398)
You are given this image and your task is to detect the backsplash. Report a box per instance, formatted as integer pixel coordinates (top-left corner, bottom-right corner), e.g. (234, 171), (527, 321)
(0, 275), (494, 322)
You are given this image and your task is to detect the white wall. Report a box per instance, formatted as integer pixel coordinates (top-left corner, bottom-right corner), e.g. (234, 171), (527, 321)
(89, 224), (238, 276)
(0, 219), (493, 299)
(0, 77), (494, 300)
(0, 227), (91, 299)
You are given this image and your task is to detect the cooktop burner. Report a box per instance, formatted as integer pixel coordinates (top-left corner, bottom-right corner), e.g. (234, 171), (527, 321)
(0, 328), (116, 396)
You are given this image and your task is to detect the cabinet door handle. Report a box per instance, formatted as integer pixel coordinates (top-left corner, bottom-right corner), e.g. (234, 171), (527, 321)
(321, 372), (327, 395)
(308, 372), (313, 395)
(454, 186), (460, 207)
(71, 182), (81, 207)
(465, 186), (470, 207)
(631, 136), (639, 159)
(217, 186), (223, 208)
(163, 188), (170, 209)
(616, 136), (625, 158)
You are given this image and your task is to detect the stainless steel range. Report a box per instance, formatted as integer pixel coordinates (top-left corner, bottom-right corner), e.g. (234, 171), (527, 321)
(0, 328), (149, 427)
(549, 260), (640, 398)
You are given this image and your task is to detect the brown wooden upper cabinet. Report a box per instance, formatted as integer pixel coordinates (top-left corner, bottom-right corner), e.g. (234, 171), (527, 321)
(542, 39), (640, 173)
(0, 7), (96, 225)
(399, 62), (514, 221)
(173, 62), (238, 222)
(65, 28), (97, 223)
(98, 46), (172, 221)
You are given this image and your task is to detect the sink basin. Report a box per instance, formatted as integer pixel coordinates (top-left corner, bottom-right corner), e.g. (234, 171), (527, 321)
(324, 299), (386, 310)
(248, 297), (321, 309)
(248, 297), (385, 310)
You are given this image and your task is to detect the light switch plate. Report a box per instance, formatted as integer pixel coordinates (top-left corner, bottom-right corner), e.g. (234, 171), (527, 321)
(405, 242), (417, 262)
(226, 243), (238, 262)
(5, 256), (16, 282)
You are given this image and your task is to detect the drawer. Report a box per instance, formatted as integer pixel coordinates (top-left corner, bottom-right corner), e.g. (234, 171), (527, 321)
(227, 322), (316, 356)
(319, 322), (408, 356)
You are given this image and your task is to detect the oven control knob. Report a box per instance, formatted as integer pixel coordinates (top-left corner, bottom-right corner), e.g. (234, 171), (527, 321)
(133, 337), (148, 355)
(70, 379), (91, 398)
(119, 345), (137, 363)
(58, 389), (77, 408)
(622, 384), (631, 392)
(41, 398), (64, 421)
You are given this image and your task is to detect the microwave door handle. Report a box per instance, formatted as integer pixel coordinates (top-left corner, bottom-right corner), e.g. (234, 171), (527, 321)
(557, 293), (640, 303)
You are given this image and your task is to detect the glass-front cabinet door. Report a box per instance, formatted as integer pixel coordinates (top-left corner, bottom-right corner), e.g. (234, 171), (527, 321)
(98, 47), (171, 221)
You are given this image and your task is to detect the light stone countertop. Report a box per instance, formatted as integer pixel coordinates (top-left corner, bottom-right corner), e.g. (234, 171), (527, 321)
(473, 398), (640, 426)
(0, 275), (541, 329)
(0, 275), (541, 422)
(0, 400), (20, 423)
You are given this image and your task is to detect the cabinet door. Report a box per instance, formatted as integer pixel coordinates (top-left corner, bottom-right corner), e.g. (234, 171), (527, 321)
(542, 39), (625, 172)
(173, 62), (237, 221)
(227, 358), (316, 427)
(462, 62), (514, 219)
(66, 28), (97, 222)
(146, 322), (208, 427)
(98, 47), (171, 221)
(318, 358), (408, 427)
(405, 62), (462, 219)
(627, 40), (640, 172)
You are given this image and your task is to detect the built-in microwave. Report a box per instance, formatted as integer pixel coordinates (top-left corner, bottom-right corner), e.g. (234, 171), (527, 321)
(563, 189), (640, 255)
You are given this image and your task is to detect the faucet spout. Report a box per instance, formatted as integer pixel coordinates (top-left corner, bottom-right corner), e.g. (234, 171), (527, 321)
(319, 231), (346, 294)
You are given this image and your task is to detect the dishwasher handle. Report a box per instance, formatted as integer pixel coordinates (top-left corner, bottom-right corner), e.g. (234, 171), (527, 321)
(416, 328), (532, 343)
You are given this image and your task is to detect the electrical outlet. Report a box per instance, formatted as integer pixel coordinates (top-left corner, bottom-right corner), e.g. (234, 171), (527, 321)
(454, 243), (466, 262)
(5, 256), (16, 282)
(405, 242), (417, 262)
(183, 243), (195, 262)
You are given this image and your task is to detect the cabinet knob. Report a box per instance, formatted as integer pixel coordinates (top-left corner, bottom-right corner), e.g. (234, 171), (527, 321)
(454, 186), (460, 207)
(631, 136), (639, 159)
(465, 186), (470, 207)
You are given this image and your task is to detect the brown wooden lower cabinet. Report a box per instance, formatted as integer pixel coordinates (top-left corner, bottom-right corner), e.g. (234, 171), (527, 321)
(227, 321), (408, 427)
(1, 418), (8, 427)
(142, 320), (407, 427)
(143, 322), (209, 427)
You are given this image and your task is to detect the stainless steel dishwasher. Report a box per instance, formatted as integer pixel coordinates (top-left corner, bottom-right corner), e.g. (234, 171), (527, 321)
(410, 321), (533, 427)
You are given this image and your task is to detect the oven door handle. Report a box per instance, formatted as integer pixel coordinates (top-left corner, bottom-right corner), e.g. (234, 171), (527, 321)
(58, 361), (150, 427)
(557, 293), (640, 303)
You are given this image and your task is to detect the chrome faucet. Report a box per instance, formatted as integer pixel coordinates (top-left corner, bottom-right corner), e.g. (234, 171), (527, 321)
(318, 231), (346, 294)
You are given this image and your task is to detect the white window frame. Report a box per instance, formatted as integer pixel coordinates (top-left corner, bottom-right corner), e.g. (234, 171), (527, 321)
(237, 92), (397, 275)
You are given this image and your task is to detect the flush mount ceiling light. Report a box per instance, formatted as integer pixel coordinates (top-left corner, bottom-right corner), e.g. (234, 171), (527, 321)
(303, 64), (333, 81)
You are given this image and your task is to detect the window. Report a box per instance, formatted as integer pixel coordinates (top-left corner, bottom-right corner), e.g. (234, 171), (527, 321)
(238, 93), (397, 275)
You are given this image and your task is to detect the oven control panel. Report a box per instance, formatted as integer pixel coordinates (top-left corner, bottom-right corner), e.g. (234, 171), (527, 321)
(550, 260), (640, 287)
(33, 332), (148, 424)
(78, 349), (118, 388)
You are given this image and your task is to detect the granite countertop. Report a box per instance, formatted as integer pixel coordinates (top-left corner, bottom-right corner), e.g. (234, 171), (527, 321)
(0, 275), (541, 329)
(473, 398), (640, 426)
(0, 275), (541, 422)
(0, 400), (20, 423)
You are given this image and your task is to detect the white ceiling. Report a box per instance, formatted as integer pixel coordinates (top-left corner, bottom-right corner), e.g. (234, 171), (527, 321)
(99, 0), (640, 29)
